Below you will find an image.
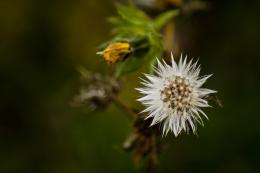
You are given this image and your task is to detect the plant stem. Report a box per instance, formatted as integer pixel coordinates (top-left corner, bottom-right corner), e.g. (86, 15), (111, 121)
(163, 20), (179, 56)
(148, 134), (159, 173)
(112, 95), (137, 119)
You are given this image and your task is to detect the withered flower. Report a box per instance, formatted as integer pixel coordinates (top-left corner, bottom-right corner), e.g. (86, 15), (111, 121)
(72, 70), (120, 110)
(97, 42), (132, 64)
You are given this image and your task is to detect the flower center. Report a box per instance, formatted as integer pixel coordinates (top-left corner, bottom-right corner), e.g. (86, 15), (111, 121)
(160, 76), (193, 112)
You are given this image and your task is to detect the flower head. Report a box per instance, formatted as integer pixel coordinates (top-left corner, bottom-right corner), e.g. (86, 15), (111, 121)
(137, 54), (216, 136)
(97, 42), (131, 64)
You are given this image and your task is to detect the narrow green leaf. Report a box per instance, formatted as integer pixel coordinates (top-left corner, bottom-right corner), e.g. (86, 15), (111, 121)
(153, 10), (179, 30)
(115, 3), (150, 25)
(115, 56), (144, 78)
(146, 44), (162, 73)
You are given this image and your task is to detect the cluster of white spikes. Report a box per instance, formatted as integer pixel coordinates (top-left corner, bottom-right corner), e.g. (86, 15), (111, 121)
(137, 54), (216, 136)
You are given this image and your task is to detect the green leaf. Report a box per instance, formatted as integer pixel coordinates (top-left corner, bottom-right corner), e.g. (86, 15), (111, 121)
(145, 30), (164, 73)
(115, 56), (145, 78)
(147, 46), (162, 73)
(112, 25), (147, 37)
(142, 42), (162, 73)
(115, 3), (150, 26)
(153, 10), (179, 30)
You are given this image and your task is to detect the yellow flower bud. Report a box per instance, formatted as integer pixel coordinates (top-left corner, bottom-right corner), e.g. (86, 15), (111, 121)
(97, 42), (131, 64)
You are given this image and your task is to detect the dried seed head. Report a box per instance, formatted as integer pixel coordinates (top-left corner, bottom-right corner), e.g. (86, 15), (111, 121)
(72, 70), (120, 110)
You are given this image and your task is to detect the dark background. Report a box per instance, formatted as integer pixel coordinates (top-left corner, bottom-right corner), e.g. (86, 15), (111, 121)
(0, 0), (260, 173)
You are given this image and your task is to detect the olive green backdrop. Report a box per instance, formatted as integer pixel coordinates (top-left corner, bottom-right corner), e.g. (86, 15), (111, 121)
(0, 0), (260, 173)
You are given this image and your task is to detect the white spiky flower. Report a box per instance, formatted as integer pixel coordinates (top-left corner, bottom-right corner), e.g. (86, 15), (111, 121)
(137, 54), (216, 136)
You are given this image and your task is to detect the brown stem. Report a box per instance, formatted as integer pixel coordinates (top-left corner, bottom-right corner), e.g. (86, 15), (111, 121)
(145, 158), (156, 173)
(163, 20), (180, 56)
(111, 95), (137, 119)
(144, 134), (159, 173)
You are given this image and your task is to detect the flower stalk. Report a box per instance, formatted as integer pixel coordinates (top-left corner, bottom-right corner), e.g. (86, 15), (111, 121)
(74, 1), (217, 172)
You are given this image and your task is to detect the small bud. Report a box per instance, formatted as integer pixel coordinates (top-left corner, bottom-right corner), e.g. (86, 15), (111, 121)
(97, 42), (131, 64)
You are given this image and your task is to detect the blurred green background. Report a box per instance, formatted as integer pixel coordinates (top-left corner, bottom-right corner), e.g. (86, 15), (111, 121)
(1, 0), (260, 173)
